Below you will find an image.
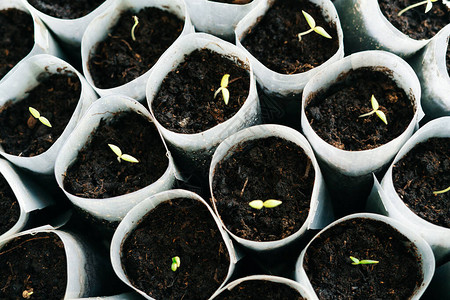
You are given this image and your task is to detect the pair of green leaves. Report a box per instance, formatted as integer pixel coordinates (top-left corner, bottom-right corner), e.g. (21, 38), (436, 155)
(171, 256), (181, 272)
(108, 144), (139, 163)
(249, 199), (282, 210)
(29, 107), (52, 128)
(358, 95), (388, 125)
(350, 256), (379, 265)
(298, 10), (332, 41)
(214, 74), (230, 105)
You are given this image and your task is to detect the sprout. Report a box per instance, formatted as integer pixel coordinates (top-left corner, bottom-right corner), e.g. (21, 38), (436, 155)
(358, 95), (388, 125)
(398, 0), (437, 16)
(249, 199), (282, 210)
(29, 107), (52, 127)
(298, 10), (332, 41)
(22, 289), (33, 299)
(214, 74), (230, 105)
(108, 144), (139, 163)
(171, 256), (181, 272)
(350, 256), (379, 265)
(433, 185), (450, 195)
(131, 15), (139, 41)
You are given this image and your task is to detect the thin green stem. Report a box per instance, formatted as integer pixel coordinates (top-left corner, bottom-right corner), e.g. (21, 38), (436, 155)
(298, 28), (314, 40)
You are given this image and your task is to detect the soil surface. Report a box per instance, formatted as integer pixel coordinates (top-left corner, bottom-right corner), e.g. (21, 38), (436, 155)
(88, 7), (184, 89)
(0, 232), (67, 299)
(63, 111), (168, 199)
(122, 198), (230, 299)
(152, 49), (250, 134)
(304, 218), (423, 300)
(241, 0), (339, 74)
(209, 0), (253, 3)
(379, 0), (449, 40)
(0, 9), (34, 81)
(28, 0), (105, 19)
(212, 137), (314, 242)
(393, 137), (450, 228)
(214, 280), (305, 299)
(305, 67), (414, 151)
(0, 174), (20, 236)
(0, 72), (81, 156)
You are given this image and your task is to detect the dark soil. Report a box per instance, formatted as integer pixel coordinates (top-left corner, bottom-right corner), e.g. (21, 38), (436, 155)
(393, 137), (450, 228)
(27, 0), (105, 19)
(0, 232), (67, 299)
(0, 9), (34, 81)
(378, 0), (450, 40)
(0, 174), (20, 236)
(212, 137), (314, 242)
(63, 111), (168, 199)
(304, 218), (423, 300)
(121, 198), (230, 299)
(88, 7), (184, 89)
(214, 280), (305, 299)
(0, 72), (81, 156)
(241, 0), (339, 74)
(152, 49), (251, 134)
(305, 67), (415, 151)
(209, 0), (253, 3)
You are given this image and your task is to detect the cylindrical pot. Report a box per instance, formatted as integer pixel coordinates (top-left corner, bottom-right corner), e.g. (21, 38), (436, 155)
(185, 0), (262, 41)
(81, 0), (194, 100)
(410, 24), (450, 120)
(210, 275), (314, 299)
(110, 189), (238, 300)
(54, 95), (177, 223)
(68, 292), (142, 300)
(147, 32), (260, 177)
(0, 0), (61, 84)
(209, 124), (332, 252)
(0, 54), (97, 175)
(367, 116), (450, 263)
(235, 0), (344, 96)
(295, 213), (435, 300)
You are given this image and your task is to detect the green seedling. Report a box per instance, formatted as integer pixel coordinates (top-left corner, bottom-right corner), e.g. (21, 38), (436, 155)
(358, 95), (388, 125)
(131, 15), (139, 41)
(171, 256), (181, 272)
(29, 107), (52, 127)
(398, 0), (437, 16)
(298, 10), (332, 41)
(249, 199), (282, 210)
(214, 74), (230, 105)
(108, 144), (139, 163)
(433, 185), (450, 195)
(350, 256), (379, 265)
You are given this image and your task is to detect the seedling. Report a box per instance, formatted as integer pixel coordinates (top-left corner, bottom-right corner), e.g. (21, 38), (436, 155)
(249, 199), (282, 210)
(350, 256), (379, 265)
(108, 144), (139, 163)
(22, 288), (33, 299)
(398, 0), (437, 16)
(298, 10), (332, 41)
(433, 185), (450, 195)
(214, 74), (230, 105)
(29, 107), (52, 127)
(171, 256), (181, 272)
(358, 95), (388, 125)
(131, 15), (139, 41)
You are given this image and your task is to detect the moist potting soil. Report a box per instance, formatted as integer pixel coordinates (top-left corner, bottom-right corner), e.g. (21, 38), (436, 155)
(305, 67), (414, 151)
(0, 8), (34, 80)
(152, 48), (251, 134)
(0, 72), (81, 157)
(212, 137), (314, 241)
(241, 0), (339, 74)
(214, 280), (305, 299)
(63, 111), (168, 199)
(27, 0), (105, 19)
(303, 218), (423, 300)
(0, 232), (67, 299)
(121, 198), (230, 299)
(392, 137), (450, 228)
(378, 0), (450, 40)
(88, 7), (184, 89)
(0, 174), (20, 236)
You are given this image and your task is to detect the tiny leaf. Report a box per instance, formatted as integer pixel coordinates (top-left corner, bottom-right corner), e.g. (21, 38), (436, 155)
(371, 95), (379, 111)
(29, 107), (40, 119)
(376, 110), (388, 125)
(425, 0), (433, 13)
(350, 256), (360, 264)
(221, 74), (230, 88)
(39, 116), (52, 127)
(108, 144), (122, 158)
(359, 259), (379, 265)
(214, 87), (223, 99)
(302, 10), (316, 29)
(173, 256), (181, 267)
(121, 154), (139, 163)
(222, 88), (230, 105)
(249, 200), (264, 210)
(171, 262), (178, 272)
(313, 26), (332, 39)
(263, 199), (282, 208)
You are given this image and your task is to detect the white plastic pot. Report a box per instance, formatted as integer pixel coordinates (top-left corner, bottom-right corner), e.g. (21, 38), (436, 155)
(294, 213), (435, 300)
(81, 0), (195, 100)
(110, 189), (238, 300)
(54, 95), (177, 222)
(0, 54), (97, 175)
(210, 124), (332, 252)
